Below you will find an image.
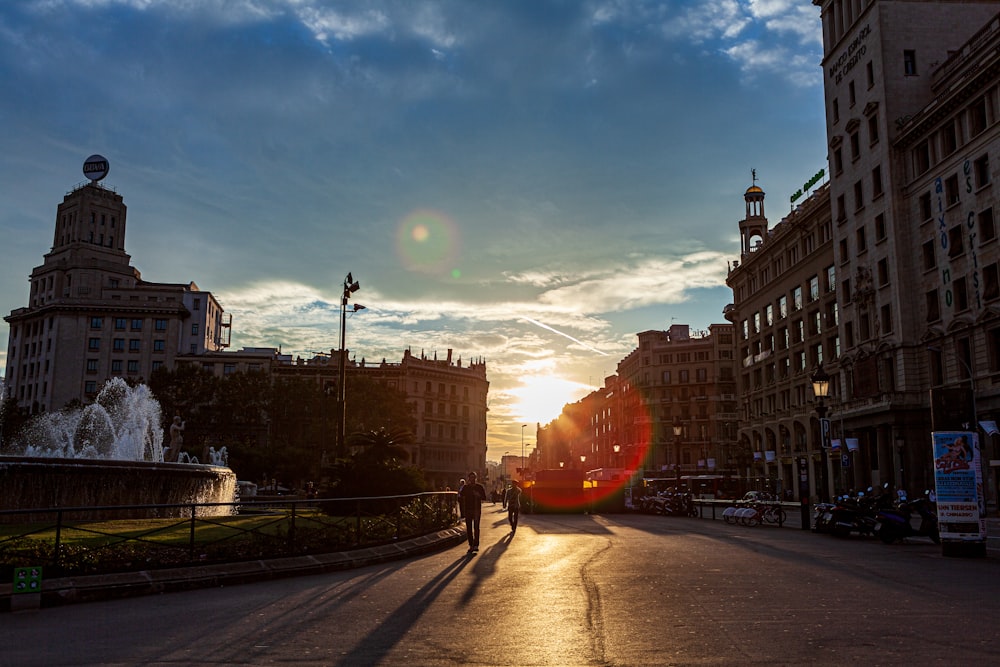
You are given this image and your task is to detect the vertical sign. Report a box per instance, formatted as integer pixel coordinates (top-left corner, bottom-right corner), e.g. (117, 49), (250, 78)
(932, 431), (987, 550)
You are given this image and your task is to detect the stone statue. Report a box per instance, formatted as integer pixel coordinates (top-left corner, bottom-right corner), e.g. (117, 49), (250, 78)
(165, 415), (185, 462)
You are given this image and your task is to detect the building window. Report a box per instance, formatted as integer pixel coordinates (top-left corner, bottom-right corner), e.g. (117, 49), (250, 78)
(130, 318), (143, 330)
(948, 225), (964, 257)
(866, 60), (874, 88)
(129, 339), (141, 352)
(872, 165), (883, 198)
(919, 192), (932, 220)
(974, 154), (990, 188)
(980, 207), (996, 242)
(90, 317), (103, 329)
(850, 131), (860, 160)
(842, 278), (852, 304)
(943, 121), (958, 156)
(856, 226), (867, 254)
(113, 338), (125, 352)
(854, 180), (864, 210)
(153, 339), (165, 352)
(970, 96), (988, 136)
(826, 265), (836, 292)
(904, 49), (917, 76)
(848, 80), (856, 107)
(954, 276), (969, 312)
(877, 258), (889, 286)
(915, 141), (930, 175)
(115, 318), (127, 330)
(833, 147), (843, 174)
(85, 381), (98, 394)
(765, 304), (774, 326)
(193, 298), (201, 311)
(983, 263), (1000, 301)
(155, 318), (168, 331)
(778, 295), (787, 319)
(839, 238), (849, 264)
(224, 363), (236, 375)
(191, 323), (199, 335)
(880, 303), (893, 333)
(836, 194), (847, 223)
(87, 338), (100, 351)
(926, 290), (940, 322)
(945, 174), (960, 206)
(868, 114), (879, 145)
(792, 286), (803, 311)
(832, 98), (840, 124)
(86, 359), (99, 373)
(922, 240), (936, 271)
(152, 360), (163, 372)
(808, 275), (820, 302)
(874, 213), (886, 241)
(127, 360), (139, 374)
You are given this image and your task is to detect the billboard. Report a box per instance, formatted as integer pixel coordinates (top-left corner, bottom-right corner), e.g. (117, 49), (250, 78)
(931, 431), (986, 546)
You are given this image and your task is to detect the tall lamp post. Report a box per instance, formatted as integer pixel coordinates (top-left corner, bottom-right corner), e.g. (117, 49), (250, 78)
(672, 416), (683, 485)
(521, 424), (527, 481)
(811, 363), (832, 528)
(337, 272), (364, 458)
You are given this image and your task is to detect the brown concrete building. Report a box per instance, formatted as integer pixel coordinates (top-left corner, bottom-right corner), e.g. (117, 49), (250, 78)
(614, 323), (738, 481)
(4, 173), (489, 490)
(4, 180), (230, 414)
(725, 180), (838, 500)
(814, 0), (1000, 500)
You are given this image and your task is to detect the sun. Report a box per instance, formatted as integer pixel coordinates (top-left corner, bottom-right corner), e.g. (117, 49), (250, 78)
(509, 375), (591, 425)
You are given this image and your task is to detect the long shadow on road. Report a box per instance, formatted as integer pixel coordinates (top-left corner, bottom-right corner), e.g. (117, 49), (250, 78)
(336, 553), (473, 666)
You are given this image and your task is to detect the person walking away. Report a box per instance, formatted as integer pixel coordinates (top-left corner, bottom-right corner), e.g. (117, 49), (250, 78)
(506, 481), (522, 533)
(458, 471), (487, 553)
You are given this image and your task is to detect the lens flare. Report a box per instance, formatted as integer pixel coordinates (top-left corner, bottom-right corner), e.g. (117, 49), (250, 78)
(396, 210), (458, 275)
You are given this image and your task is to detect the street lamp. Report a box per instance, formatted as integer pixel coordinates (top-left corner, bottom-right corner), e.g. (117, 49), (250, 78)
(613, 443), (621, 468)
(521, 424), (527, 481)
(810, 363), (832, 521)
(672, 416), (683, 482)
(580, 454), (587, 469)
(337, 272), (365, 457)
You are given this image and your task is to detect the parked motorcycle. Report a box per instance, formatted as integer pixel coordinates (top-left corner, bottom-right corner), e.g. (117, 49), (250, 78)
(875, 492), (940, 544)
(825, 488), (886, 538)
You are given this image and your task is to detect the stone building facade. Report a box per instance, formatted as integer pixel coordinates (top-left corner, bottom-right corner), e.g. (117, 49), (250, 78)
(726, 181), (838, 500)
(814, 0), (1000, 499)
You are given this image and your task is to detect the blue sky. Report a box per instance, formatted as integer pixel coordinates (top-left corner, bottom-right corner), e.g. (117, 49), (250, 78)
(0, 0), (828, 460)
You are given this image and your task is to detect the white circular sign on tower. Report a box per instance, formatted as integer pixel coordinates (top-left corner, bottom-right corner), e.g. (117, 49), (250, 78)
(83, 154), (110, 181)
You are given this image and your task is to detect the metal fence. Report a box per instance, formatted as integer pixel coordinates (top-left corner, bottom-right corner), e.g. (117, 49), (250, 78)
(0, 491), (459, 579)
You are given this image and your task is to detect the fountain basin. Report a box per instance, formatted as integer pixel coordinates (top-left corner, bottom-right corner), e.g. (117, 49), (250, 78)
(0, 456), (237, 523)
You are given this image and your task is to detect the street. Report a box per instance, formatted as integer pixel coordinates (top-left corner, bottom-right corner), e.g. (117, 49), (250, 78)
(4, 504), (1000, 666)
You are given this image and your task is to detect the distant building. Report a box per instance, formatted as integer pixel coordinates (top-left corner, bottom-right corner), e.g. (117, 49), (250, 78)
(3, 180), (230, 413)
(614, 323), (738, 479)
(3, 172), (488, 489)
(726, 180), (837, 500)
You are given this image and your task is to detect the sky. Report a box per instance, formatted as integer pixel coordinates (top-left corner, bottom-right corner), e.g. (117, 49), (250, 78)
(0, 0), (829, 462)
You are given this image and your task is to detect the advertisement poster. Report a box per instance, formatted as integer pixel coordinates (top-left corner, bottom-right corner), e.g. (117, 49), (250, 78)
(931, 431), (986, 543)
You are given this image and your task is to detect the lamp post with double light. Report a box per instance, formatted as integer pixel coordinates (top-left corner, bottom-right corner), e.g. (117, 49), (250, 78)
(672, 416), (683, 485)
(337, 272), (365, 458)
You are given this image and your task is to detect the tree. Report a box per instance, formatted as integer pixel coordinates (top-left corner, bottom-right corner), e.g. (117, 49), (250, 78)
(348, 427), (414, 467)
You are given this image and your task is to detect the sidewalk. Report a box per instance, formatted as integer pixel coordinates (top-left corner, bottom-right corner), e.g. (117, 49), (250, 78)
(2, 526), (466, 612)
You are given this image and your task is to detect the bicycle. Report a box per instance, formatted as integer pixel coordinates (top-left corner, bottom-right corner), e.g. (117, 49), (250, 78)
(760, 503), (787, 524)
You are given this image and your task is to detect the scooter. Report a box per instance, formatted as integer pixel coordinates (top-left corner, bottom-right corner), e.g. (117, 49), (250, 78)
(875, 493), (940, 544)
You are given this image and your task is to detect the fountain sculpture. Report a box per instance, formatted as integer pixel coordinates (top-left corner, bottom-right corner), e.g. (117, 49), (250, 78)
(0, 378), (237, 521)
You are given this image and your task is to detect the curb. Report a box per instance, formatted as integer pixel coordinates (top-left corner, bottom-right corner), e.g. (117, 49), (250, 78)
(3, 526), (466, 610)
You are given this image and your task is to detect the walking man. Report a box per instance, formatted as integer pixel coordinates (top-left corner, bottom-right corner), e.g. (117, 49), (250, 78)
(458, 471), (487, 553)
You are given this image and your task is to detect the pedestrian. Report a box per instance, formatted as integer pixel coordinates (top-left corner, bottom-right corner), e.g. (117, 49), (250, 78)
(457, 471), (487, 553)
(506, 480), (522, 532)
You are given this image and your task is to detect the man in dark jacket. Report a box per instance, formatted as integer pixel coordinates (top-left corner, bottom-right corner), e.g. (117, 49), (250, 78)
(458, 471), (487, 553)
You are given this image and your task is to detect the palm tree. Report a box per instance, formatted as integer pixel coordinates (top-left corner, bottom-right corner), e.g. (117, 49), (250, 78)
(347, 427), (414, 467)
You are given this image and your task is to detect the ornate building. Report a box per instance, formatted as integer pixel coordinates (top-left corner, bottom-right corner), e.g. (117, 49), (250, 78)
(726, 180), (837, 500)
(814, 0), (1000, 501)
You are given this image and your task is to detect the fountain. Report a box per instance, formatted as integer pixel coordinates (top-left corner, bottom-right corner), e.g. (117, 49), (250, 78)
(0, 378), (237, 522)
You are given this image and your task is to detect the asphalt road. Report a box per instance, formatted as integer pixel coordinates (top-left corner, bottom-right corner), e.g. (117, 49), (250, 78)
(5, 505), (1000, 666)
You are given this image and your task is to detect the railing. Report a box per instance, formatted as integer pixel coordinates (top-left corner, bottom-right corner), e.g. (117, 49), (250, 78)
(0, 491), (458, 580)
